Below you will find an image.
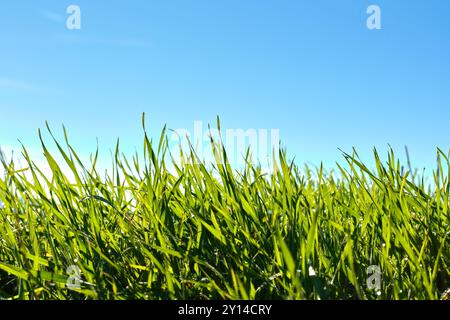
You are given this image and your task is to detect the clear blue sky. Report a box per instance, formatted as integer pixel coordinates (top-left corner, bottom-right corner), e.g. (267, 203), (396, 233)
(1, 0), (449, 171)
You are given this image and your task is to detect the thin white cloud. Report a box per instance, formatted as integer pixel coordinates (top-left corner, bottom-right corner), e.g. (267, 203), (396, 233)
(56, 34), (153, 49)
(25, 10), (154, 49)
(40, 10), (65, 24)
(0, 77), (36, 91)
(0, 76), (52, 94)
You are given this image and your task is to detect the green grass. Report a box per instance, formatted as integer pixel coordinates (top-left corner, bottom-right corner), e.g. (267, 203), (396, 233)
(0, 115), (449, 300)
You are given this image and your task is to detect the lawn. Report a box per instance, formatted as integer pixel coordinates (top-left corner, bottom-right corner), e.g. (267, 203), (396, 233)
(1, 116), (449, 300)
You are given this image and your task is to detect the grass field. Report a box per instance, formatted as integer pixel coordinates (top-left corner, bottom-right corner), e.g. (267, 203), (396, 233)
(1, 116), (449, 300)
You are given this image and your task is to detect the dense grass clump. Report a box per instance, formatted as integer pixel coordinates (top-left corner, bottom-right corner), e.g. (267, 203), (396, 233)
(1, 116), (450, 300)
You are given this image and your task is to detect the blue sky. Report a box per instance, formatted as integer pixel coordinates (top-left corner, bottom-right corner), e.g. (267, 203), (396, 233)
(1, 0), (450, 171)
